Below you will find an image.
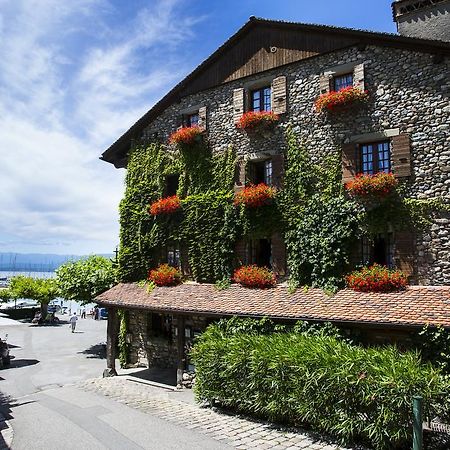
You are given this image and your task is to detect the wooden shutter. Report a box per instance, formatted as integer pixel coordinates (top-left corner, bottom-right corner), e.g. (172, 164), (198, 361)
(319, 74), (331, 94)
(394, 231), (415, 281)
(342, 143), (359, 183)
(353, 63), (365, 91)
(271, 76), (287, 114)
(233, 88), (245, 124)
(391, 134), (412, 177)
(234, 158), (246, 192)
(235, 240), (247, 267)
(198, 106), (207, 131)
(272, 153), (285, 189)
(271, 233), (286, 276)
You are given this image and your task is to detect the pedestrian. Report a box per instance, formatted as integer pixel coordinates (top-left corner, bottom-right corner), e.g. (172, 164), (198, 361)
(94, 306), (99, 320)
(81, 308), (86, 319)
(69, 312), (78, 333)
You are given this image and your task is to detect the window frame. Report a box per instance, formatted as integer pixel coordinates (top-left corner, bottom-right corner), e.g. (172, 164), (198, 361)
(250, 86), (272, 112)
(333, 73), (353, 91)
(360, 140), (391, 175)
(247, 158), (273, 186)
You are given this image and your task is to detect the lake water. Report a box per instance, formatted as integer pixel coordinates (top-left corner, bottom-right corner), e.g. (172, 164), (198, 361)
(0, 271), (98, 315)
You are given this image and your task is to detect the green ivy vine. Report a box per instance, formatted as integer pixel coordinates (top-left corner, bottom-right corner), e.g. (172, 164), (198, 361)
(118, 309), (130, 367)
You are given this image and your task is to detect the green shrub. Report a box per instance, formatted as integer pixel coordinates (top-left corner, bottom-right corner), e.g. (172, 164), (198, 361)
(192, 324), (448, 449)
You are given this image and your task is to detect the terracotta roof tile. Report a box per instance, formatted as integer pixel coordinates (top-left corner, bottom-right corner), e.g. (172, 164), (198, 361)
(96, 283), (450, 328)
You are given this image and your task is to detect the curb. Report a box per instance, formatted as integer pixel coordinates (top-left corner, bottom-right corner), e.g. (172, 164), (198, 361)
(0, 413), (13, 449)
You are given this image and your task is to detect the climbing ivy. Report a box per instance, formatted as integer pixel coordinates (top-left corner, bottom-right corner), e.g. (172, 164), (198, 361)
(118, 309), (130, 367)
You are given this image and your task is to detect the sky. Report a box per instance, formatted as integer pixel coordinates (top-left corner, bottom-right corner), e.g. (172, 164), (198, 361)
(0, 0), (397, 255)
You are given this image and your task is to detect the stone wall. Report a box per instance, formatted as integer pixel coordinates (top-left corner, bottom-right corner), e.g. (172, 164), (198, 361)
(142, 44), (450, 284)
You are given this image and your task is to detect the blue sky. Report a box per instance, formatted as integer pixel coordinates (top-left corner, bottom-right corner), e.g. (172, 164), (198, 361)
(0, 0), (396, 255)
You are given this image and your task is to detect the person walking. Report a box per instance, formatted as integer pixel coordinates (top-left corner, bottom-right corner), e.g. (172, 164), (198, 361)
(69, 312), (78, 333)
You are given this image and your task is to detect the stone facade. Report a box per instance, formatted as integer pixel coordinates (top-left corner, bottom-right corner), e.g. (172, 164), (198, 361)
(141, 44), (450, 285)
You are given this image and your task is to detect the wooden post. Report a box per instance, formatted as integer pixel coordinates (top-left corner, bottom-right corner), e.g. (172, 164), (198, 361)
(176, 315), (186, 388)
(103, 307), (118, 377)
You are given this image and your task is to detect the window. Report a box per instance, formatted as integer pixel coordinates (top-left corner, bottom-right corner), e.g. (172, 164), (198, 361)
(164, 174), (179, 197)
(333, 73), (353, 91)
(250, 86), (271, 112)
(360, 141), (391, 175)
(167, 244), (180, 268)
(248, 239), (272, 268)
(185, 112), (199, 127)
(248, 159), (273, 185)
(360, 233), (394, 268)
(147, 313), (173, 342)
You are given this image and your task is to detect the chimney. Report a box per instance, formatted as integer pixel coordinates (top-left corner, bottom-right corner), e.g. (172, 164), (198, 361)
(392, 0), (450, 42)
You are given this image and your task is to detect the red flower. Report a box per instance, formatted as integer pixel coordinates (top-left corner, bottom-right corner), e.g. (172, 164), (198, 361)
(149, 196), (181, 216)
(233, 265), (276, 289)
(346, 264), (407, 293)
(169, 126), (202, 145)
(237, 111), (279, 131)
(234, 183), (275, 208)
(345, 173), (397, 199)
(148, 264), (182, 287)
(315, 87), (369, 113)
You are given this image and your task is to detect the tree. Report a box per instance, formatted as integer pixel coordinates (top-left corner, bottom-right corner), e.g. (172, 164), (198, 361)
(56, 255), (116, 305)
(2, 276), (58, 316)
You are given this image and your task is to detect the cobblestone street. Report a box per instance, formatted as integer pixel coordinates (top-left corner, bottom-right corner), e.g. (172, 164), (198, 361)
(79, 377), (355, 450)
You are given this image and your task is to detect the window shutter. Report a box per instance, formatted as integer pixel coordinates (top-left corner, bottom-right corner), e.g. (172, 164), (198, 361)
(198, 106), (207, 131)
(319, 74), (331, 94)
(233, 88), (245, 124)
(271, 76), (287, 114)
(234, 158), (246, 192)
(272, 153), (285, 188)
(353, 63), (365, 91)
(342, 143), (359, 183)
(271, 233), (286, 276)
(235, 240), (247, 267)
(180, 245), (191, 277)
(391, 134), (412, 177)
(394, 231), (415, 282)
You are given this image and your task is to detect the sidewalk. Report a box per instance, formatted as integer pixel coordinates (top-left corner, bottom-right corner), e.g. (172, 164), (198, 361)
(79, 377), (354, 450)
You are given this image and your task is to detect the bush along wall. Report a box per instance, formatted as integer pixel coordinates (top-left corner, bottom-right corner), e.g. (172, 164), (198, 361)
(192, 321), (450, 449)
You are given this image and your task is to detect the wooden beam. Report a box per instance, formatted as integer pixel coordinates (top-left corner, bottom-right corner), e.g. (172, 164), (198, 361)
(104, 307), (118, 377)
(176, 315), (186, 388)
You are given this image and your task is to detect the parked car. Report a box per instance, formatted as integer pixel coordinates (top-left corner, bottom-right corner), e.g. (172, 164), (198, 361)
(0, 334), (10, 369)
(99, 308), (108, 320)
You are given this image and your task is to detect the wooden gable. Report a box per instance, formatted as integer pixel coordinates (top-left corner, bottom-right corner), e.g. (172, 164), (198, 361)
(181, 24), (359, 97)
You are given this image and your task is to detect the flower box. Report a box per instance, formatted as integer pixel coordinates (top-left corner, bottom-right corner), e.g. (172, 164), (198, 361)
(233, 265), (276, 288)
(149, 196), (181, 216)
(346, 264), (407, 293)
(148, 264), (182, 287)
(315, 87), (369, 113)
(169, 126), (203, 145)
(237, 111), (279, 132)
(345, 173), (397, 199)
(234, 183), (275, 208)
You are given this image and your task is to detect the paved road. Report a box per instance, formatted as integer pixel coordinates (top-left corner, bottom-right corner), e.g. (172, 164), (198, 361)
(0, 315), (229, 450)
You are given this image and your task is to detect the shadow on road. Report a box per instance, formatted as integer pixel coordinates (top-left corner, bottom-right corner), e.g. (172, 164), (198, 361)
(6, 358), (40, 369)
(79, 343), (106, 359)
(122, 367), (177, 387)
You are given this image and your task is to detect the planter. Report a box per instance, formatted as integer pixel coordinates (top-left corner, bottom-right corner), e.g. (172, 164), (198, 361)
(234, 183), (275, 208)
(148, 264), (182, 287)
(346, 264), (407, 293)
(345, 173), (397, 202)
(315, 87), (369, 113)
(237, 111), (279, 134)
(169, 126), (203, 146)
(149, 196), (181, 216)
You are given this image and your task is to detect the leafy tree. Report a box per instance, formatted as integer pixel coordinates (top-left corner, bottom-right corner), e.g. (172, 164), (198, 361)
(1, 276), (58, 316)
(56, 255), (116, 305)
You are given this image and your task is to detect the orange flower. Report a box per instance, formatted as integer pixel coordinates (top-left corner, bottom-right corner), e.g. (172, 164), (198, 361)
(169, 126), (202, 145)
(345, 173), (397, 199)
(237, 111), (279, 131)
(233, 265), (276, 288)
(148, 264), (182, 287)
(149, 196), (181, 216)
(234, 183), (275, 208)
(315, 87), (369, 113)
(346, 264), (407, 293)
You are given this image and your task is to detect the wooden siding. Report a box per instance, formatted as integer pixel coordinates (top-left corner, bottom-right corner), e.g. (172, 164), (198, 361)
(181, 26), (359, 97)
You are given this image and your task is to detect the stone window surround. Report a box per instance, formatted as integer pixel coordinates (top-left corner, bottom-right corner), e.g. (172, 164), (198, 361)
(323, 61), (364, 78)
(348, 128), (400, 144)
(242, 75), (275, 112)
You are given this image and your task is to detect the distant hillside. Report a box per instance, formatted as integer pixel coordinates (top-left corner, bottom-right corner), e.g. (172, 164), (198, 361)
(0, 252), (114, 272)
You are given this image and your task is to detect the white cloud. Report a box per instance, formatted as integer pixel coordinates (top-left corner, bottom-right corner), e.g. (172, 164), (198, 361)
(0, 0), (200, 254)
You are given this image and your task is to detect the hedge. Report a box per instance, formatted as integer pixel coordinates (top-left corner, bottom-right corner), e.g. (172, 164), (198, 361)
(192, 324), (449, 449)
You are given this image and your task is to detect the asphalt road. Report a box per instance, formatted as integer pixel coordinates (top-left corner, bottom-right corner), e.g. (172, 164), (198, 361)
(0, 314), (230, 450)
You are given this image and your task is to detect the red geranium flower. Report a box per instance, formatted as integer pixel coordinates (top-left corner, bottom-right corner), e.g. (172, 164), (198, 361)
(149, 196), (181, 216)
(169, 126), (202, 145)
(346, 264), (407, 293)
(148, 264), (182, 287)
(233, 265), (276, 289)
(234, 183), (275, 208)
(345, 172), (397, 199)
(315, 87), (369, 113)
(237, 111), (279, 131)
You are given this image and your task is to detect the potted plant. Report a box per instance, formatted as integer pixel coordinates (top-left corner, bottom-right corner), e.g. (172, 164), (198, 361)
(234, 183), (275, 208)
(315, 86), (369, 113)
(148, 264), (182, 287)
(237, 111), (279, 133)
(346, 263), (407, 293)
(149, 195), (181, 216)
(169, 126), (203, 146)
(233, 265), (276, 288)
(345, 172), (397, 201)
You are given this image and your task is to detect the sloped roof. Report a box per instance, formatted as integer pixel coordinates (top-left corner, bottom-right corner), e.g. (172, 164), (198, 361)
(101, 17), (450, 168)
(96, 283), (450, 328)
